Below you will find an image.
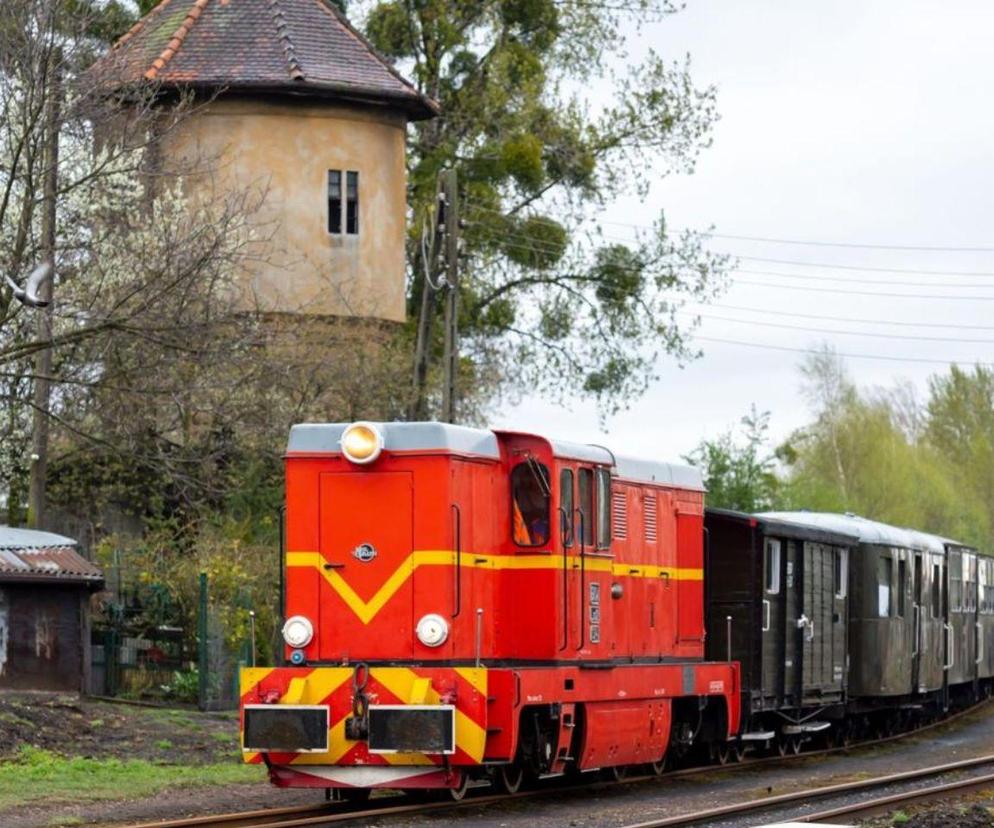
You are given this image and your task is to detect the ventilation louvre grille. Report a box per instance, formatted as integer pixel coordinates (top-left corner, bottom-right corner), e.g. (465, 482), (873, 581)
(644, 494), (657, 543)
(612, 490), (628, 540)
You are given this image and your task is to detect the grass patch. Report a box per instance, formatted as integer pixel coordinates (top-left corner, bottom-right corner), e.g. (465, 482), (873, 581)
(0, 746), (263, 809)
(48, 817), (83, 826)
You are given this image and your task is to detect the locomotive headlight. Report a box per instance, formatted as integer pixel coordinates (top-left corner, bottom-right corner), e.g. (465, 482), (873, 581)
(341, 422), (384, 465)
(282, 615), (314, 648)
(416, 613), (449, 647)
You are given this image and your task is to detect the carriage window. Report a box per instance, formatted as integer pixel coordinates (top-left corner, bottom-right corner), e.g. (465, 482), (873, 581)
(578, 468), (594, 547)
(560, 469), (574, 548)
(898, 559), (907, 617)
(765, 539), (781, 595)
(595, 468), (611, 549)
(932, 563), (942, 617)
(878, 556), (893, 618)
(834, 549), (848, 599)
(965, 555), (976, 612)
(511, 461), (550, 547)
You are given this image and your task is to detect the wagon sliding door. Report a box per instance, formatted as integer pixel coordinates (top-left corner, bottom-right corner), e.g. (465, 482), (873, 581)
(802, 542), (846, 701)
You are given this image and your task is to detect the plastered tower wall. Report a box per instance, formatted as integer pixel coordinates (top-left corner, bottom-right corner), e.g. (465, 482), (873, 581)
(172, 98), (408, 322)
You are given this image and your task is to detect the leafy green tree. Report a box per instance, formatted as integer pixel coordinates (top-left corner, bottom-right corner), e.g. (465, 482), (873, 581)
(778, 350), (989, 547)
(684, 405), (779, 512)
(356, 0), (729, 417)
(925, 365), (994, 522)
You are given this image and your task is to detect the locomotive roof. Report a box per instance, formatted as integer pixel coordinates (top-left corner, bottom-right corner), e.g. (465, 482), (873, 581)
(287, 423), (703, 490)
(757, 511), (957, 551)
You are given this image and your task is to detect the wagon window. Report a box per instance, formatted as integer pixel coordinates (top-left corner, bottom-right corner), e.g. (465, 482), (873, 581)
(950, 561), (962, 613)
(578, 468), (594, 547)
(878, 556), (892, 618)
(595, 468), (611, 550)
(898, 559), (907, 617)
(965, 555), (976, 613)
(511, 461), (550, 547)
(834, 549), (848, 599)
(931, 563), (942, 617)
(560, 469), (574, 548)
(764, 539), (781, 595)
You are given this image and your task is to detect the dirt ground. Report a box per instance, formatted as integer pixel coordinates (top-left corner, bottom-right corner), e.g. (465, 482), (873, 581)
(866, 803), (994, 827)
(0, 690), (240, 763)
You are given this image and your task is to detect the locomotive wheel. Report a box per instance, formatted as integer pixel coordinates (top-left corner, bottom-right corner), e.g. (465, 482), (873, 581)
(789, 736), (803, 755)
(448, 773), (470, 802)
(650, 757), (667, 776)
(607, 764), (629, 782)
(715, 744), (731, 765)
(495, 763), (524, 794)
(731, 743), (745, 763)
(776, 738), (789, 757)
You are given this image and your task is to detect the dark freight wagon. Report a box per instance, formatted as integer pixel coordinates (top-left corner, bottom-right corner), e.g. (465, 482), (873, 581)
(704, 509), (855, 752)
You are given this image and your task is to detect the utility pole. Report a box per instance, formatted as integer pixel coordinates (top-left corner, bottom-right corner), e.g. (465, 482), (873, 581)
(410, 178), (445, 421)
(440, 168), (460, 424)
(28, 53), (60, 529)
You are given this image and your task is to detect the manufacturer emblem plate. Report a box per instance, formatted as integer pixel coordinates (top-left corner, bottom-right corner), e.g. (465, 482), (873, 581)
(353, 543), (377, 563)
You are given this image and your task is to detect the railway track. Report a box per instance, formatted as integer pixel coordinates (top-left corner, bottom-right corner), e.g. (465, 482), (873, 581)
(617, 754), (994, 827)
(119, 699), (994, 828)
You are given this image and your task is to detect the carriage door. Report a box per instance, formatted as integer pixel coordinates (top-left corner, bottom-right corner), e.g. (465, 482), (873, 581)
(761, 536), (786, 707)
(784, 540), (801, 707)
(912, 552), (923, 692)
(802, 542), (843, 698)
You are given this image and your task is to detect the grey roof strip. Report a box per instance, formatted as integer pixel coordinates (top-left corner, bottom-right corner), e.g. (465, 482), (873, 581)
(757, 511), (960, 551)
(289, 423), (702, 490)
(0, 527), (78, 549)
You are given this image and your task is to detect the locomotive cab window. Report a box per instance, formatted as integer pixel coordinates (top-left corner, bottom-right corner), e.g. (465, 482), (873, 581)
(560, 469), (574, 547)
(595, 468), (611, 549)
(578, 468), (594, 547)
(512, 461), (550, 547)
(765, 539), (781, 594)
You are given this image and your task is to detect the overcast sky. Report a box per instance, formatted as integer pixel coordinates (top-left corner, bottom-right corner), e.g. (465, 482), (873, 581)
(492, 0), (994, 463)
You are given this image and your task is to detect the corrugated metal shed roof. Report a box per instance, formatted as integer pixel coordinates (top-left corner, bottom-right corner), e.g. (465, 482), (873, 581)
(0, 528), (103, 586)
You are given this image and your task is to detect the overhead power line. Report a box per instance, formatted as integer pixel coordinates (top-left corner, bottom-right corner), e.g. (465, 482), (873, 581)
(687, 311), (994, 345)
(465, 202), (994, 255)
(695, 336), (992, 368)
(705, 303), (994, 332)
(734, 279), (994, 301)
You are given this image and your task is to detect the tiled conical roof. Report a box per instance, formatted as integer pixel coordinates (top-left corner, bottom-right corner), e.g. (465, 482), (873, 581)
(91, 0), (437, 120)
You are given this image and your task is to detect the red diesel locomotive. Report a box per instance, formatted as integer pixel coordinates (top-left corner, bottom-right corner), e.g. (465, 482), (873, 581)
(240, 421), (740, 796)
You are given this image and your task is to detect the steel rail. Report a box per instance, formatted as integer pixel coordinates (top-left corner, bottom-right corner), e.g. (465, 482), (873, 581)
(615, 754), (994, 828)
(796, 770), (994, 822)
(117, 698), (994, 828)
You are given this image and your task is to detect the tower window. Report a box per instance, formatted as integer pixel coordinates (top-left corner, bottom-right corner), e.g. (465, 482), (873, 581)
(346, 171), (359, 235)
(327, 171), (342, 234)
(327, 170), (359, 236)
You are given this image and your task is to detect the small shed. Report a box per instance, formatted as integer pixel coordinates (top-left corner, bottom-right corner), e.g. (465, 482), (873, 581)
(0, 528), (104, 692)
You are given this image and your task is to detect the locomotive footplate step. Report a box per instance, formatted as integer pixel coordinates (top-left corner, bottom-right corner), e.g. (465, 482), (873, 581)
(740, 730), (776, 741)
(781, 721), (831, 734)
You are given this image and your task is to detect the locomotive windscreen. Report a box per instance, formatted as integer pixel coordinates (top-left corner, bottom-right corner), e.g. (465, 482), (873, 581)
(368, 705), (455, 754)
(243, 705), (329, 752)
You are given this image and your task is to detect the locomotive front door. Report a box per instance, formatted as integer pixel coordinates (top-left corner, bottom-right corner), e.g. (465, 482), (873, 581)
(317, 471), (415, 661)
